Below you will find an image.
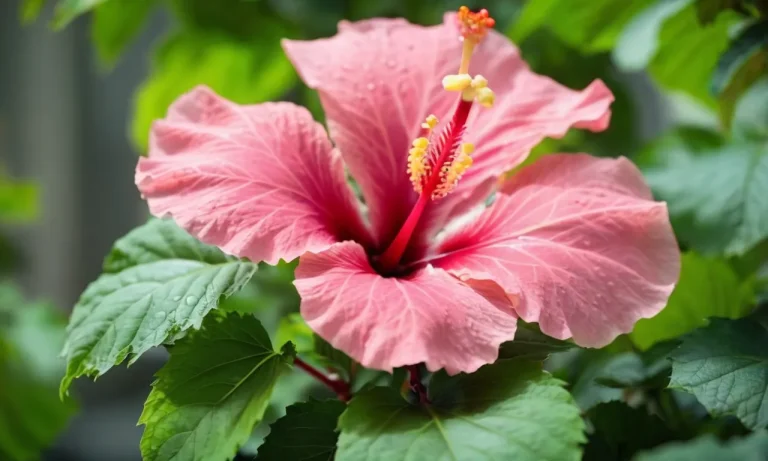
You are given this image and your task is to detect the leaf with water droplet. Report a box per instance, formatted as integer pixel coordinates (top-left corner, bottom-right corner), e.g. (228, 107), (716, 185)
(61, 219), (257, 394)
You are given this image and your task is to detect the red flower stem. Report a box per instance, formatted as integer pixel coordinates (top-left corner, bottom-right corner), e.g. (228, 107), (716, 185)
(407, 365), (430, 404)
(294, 357), (351, 402)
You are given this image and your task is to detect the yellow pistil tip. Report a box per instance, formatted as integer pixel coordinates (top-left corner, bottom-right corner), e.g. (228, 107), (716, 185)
(412, 137), (429, 149)
(442, 74), (472, 92)
(460, 143), (475, 155)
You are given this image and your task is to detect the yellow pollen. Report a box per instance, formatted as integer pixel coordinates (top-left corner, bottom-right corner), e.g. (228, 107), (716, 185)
(432, 142), (476, 199)
(421, 114), (439, 130)
(476, 87), (495, 108)
(407, 118), (441, 193)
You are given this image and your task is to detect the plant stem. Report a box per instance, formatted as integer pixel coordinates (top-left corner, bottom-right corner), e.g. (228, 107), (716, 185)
(294, 357), (351, 402)
(407, 365), (430, 404)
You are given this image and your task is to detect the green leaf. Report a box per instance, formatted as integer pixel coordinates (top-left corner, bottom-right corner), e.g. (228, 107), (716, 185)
(584, 402), (676, 461)
(257, 399), (345, 461)
(732, 76), (768, 141)
(614, 0), (692, 71)
(712, 19), (768, 128)
(631, 253), (755, 350)
(499, 321), (576, 360)
(140, 313), (293, 461)
(634, 126), (725, 169)
(0, 175), (39, 223)
(20, 0), (46, 23)
(275, 313), (314, 355)
(696, 0), (745, 23)
(61, 219), (257, 394)
(615, 0), (739, 107)
(634, 432), (768, 461)
(92, 0), (157, 65)
(669, 318), (768, 429)
(644, 141), (768, 256)
(103, 218), (230, 273)
(0, 283), (76, 461)
(131, 28), (296, 151)
(53, 0), (108, 29)
(336, 359), (585, 461)
(509, 0), (655, 53)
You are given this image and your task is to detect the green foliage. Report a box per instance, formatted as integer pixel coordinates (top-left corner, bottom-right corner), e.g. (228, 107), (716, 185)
(257, 399), (345, 461)
(0, 284), (76, 461)
(60, 219), (258, 394)
(510, 0), (655, 53)
(53, 0), (109, 29)
(0, 174), (39, 223)
(732, 77), (768, 141)
(336, 359), (585, 461)
(670, 318), (768, 429)
(643, 132), (768, 256)
(634, 432), (768, 460)
(92, 0), (157, 65)
(131, 28), (296, 151)
(631, 252), (755, 349)
(615, 0), (739, 107)
(712, 20), (768, 128)
(20, 0), (45, 23)
(584, 401), (677, 460)
(499, 321), (576, 360)
(140, 313), (294, 461)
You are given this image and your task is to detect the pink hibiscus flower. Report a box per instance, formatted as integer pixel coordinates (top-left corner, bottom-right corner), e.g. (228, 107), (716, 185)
(136, 7), (680, 375)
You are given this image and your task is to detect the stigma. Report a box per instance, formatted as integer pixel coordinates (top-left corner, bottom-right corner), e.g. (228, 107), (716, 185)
(407, 6), (496, 199)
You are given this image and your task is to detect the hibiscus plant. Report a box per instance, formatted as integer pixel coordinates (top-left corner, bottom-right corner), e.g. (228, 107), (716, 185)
(15, 0), (768, 460)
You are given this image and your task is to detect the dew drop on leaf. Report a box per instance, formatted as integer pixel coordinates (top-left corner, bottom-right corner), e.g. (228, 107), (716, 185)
(185, 296), (197, 306)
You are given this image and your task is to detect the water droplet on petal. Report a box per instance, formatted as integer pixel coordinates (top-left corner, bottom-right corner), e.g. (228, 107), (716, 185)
(386, 60), (396, 68)
(607, 281), (615, 287)
(366, 82), (376, 91)
(185, 295), (197, 306)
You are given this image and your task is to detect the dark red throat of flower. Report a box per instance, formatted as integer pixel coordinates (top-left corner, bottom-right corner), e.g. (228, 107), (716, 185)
(376, 6), (496, 274)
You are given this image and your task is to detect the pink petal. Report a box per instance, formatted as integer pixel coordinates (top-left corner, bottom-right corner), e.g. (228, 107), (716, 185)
(431, 154), (680, 348)
(294, 241), (518, 374)
(136, 86), (370, 265)
(283, 15), (613, 256)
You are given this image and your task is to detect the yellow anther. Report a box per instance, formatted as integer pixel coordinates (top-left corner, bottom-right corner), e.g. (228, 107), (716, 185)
(476, 87), (495, 108)
(407, 136), (432, 193)
(442, 74), (472, 92)
(432, 144), (475, 199)
(471, 75), (488, 89)
(421, 114), (439, 130)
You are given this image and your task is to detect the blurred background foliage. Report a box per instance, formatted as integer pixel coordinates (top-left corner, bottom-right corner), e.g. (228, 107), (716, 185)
(1, 0), (767, 459)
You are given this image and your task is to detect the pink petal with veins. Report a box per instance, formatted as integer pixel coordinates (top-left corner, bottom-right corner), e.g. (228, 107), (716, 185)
(136, 86), (370, 265)
(283, 15), (613, 258)
(294, 241), (518, 374)
(432, 154), (680, 347)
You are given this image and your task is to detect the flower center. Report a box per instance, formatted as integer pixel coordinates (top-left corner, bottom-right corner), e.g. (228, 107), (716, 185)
(377, 6), (496, 273)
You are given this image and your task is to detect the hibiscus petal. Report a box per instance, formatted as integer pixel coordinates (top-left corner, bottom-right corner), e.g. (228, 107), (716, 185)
(294, 241), (518, 374)
(283, 15), (613, 255)
(431, 154), (680, 348)
(136, 86), (370, 265)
